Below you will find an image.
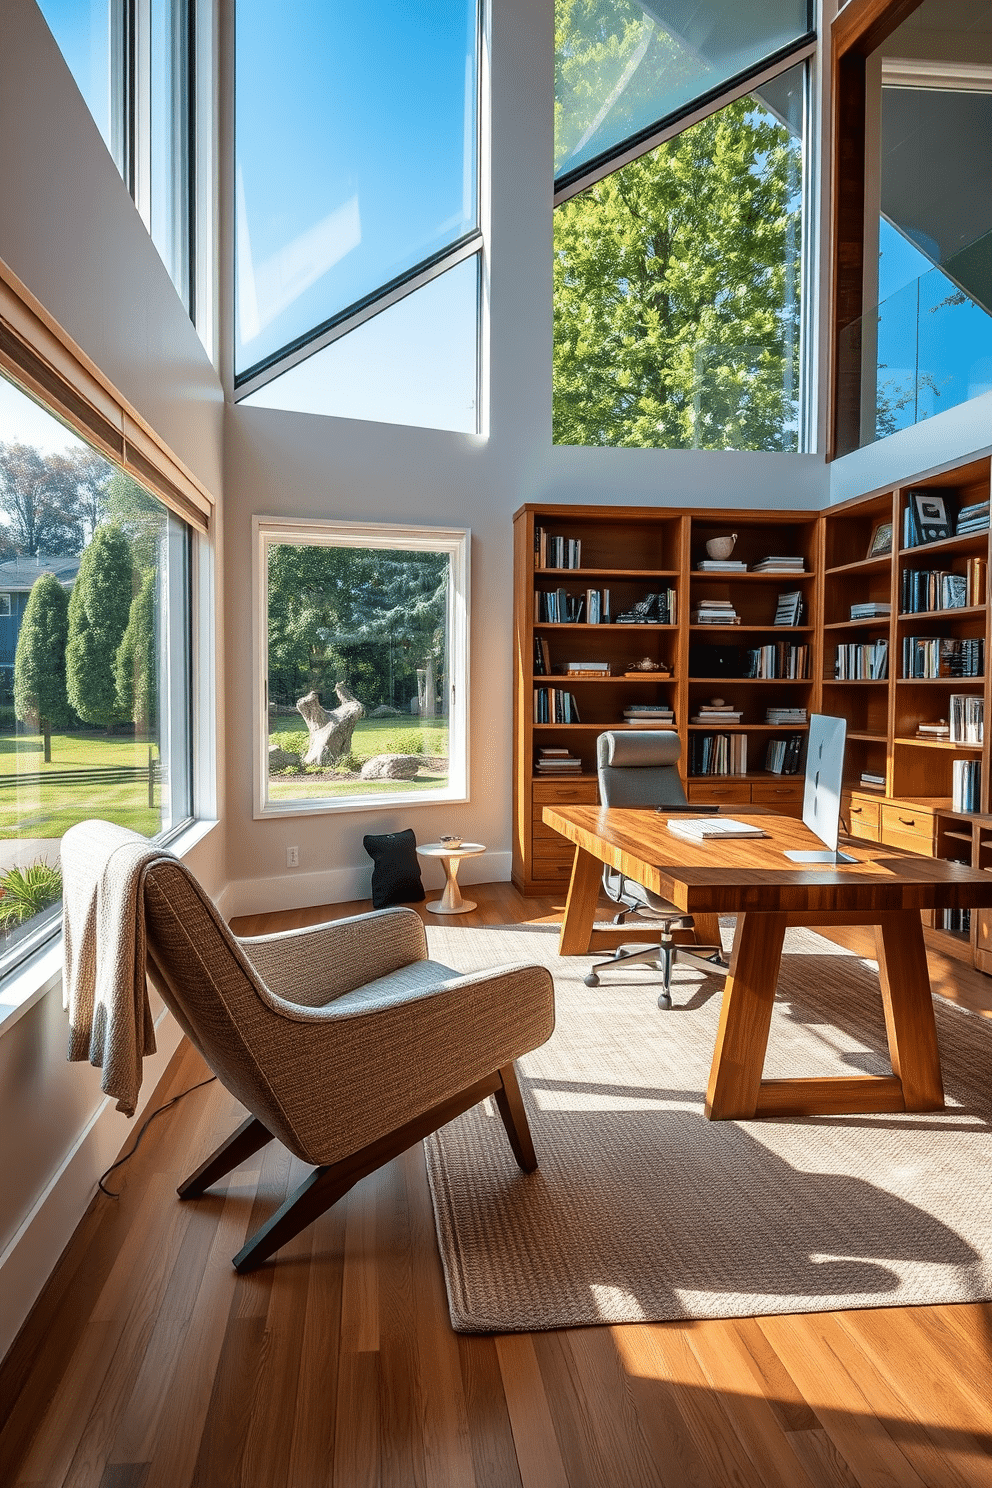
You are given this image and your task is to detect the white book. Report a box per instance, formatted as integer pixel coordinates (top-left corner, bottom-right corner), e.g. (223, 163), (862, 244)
(666, 817), (768, 840)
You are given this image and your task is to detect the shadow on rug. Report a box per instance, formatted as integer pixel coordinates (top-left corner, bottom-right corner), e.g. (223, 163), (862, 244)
(423, 923), (992, 1333)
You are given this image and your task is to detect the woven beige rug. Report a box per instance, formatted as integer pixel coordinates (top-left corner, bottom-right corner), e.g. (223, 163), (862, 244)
(423, 922), (992, 1333)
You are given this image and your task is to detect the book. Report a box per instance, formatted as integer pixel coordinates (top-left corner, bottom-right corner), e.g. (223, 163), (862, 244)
(665, 817), (767, 840)
(950, 694), (984, 745)
(850, 601), (890, 619)
(696, 559), (747, 572)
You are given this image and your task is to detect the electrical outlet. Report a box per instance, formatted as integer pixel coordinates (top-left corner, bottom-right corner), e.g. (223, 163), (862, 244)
(286, 846), (299, 868)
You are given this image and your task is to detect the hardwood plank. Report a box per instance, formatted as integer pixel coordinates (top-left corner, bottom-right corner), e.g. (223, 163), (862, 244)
(495, 1334), (570, 1488)
(457, 1335), (524, 1488)
(284, 1200), (345, 1487)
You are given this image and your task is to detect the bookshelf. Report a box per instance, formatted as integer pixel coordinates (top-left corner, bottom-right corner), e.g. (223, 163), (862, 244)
(512, 504), (822, 894)
(822, 454), (992, 969)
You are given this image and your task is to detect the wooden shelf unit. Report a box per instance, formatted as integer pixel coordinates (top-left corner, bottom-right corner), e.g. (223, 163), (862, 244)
(823, 455), (992, 969)
(513, 505), (822, 894)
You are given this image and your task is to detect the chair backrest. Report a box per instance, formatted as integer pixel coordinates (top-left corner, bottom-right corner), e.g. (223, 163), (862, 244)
(596, 730), (689, 808)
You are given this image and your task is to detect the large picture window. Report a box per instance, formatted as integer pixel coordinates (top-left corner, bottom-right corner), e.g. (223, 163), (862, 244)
(0, 371), (193, 980)
(254, 519), (469, 816)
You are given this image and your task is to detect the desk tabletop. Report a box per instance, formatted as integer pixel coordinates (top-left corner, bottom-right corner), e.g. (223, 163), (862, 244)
(542, 805), (992, 915)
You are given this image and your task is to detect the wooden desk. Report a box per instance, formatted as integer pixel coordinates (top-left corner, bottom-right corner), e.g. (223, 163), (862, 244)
(543, 805), (992, 1121)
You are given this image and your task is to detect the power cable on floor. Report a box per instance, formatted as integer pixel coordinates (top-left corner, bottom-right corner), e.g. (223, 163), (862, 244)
(97, 1074), (217, 1197)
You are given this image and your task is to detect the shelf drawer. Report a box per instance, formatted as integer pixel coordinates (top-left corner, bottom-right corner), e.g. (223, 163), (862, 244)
(532, 779), (598, 804)
(688, 781), (751, 804)
(881, 803), (936, 857)
(532, 810), (577, 844)
(750, 781), (803, 807)
(848, 794), (881, 841)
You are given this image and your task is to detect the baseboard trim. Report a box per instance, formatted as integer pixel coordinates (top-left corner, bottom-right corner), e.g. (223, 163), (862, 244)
(0, 1005), (184, 1363)
(221, 851), (513, 921)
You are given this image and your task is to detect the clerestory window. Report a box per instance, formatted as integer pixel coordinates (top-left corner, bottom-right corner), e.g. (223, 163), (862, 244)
(234, 0), (484, 434)
(554, 1), (814, 452)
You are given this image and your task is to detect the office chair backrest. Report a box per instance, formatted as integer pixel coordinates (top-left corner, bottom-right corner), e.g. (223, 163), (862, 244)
(596, 730), (688, 808)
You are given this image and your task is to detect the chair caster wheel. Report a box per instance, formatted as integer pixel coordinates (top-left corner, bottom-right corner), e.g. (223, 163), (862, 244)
(657, 990), (672, 1009)
(584, 973), (600, 987)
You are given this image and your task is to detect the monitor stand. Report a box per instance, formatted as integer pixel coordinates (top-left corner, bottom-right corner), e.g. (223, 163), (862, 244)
(784, 848), (857, 864)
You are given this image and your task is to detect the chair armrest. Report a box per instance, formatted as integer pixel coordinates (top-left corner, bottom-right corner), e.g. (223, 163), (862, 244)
(238, 906), (428, 1006)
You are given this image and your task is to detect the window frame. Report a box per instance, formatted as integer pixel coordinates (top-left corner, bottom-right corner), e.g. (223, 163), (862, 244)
(232, 0), (487, 410)
(253, 516), (471, 820)
(553, 44), (816, 453)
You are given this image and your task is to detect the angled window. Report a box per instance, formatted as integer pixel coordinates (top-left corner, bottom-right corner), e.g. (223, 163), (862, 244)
(37, 0), (197, 319)
(235, 0), (483, 431)
(0, 371), (193, 982)
(255, 519), (469, 817)
(554, 1), (812, 453)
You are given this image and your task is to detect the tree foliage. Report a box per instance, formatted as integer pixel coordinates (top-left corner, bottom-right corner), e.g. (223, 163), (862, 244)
(13, 571), (73, 731)
(66, 525), (134, 725)
(0, 441), (85, 555)
(553, 87), (803, 451)
(267, 545), (448, 710)
(103, 471), (167, 572)
(115, 567), (158, 735)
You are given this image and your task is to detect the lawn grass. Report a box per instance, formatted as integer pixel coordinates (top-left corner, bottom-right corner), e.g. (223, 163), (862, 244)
(267, 714), (449, 801)
(0, 727), (161, 839)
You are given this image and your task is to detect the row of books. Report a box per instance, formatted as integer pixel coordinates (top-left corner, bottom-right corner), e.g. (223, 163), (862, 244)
(583, 588), (612, 624)
(953, 759), (981, 813)
(901, 568), (970, 614)
(835, 641), (888, 680)
(533, 688), (580, 723)
(615, 589), (677, 624)
(535, 747), (582, 774)
(688, 733), (748, 775)
(535, 529), (581, 569)
(536, 589), (585, 623)
(902, 636), (984, 679)
(939, 907), (971, 933)
(694, 557), (806, 574)
(742, 643), (810, 679)
(765, 735), (805, 774)
(950, 693), (985, 745)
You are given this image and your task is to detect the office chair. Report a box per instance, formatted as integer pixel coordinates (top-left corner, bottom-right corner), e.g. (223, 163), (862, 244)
(583, 731), (729, 1008)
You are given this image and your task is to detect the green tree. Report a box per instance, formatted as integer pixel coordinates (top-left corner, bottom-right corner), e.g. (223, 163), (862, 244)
(115, 568), (158, 735)
(267, 544), (447, 711)
(553, 91), (803, 450)
(103, 471), (167, 572)
(0, 441), (84, 555)
(13, 571), (72, 761)
(66, 525), (134, 725)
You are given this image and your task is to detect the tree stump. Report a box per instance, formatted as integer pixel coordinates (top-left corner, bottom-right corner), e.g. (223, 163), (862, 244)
(297, 683), (365, 767)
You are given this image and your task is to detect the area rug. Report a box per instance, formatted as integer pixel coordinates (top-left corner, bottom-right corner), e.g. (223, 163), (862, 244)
(422, 922), (992, 1333)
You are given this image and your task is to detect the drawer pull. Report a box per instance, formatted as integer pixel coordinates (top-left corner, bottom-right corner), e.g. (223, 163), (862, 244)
(851, 806), (863, 815)
(899, 816), (916, 827)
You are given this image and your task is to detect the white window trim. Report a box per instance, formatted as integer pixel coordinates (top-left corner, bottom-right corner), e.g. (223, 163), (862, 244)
(253, 516), (470, 819)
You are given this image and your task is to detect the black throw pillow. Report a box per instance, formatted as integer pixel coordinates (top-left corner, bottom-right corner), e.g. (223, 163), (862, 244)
(363, 828), (425, 909)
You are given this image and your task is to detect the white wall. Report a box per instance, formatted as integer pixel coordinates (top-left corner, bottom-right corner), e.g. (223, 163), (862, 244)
(221, 0), (830, 911)
(0, 0), (225, 1359)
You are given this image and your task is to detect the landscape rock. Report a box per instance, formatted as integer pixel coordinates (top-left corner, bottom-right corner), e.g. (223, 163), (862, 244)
(360, 753), (421, 781)
(268, 744), (299, 771)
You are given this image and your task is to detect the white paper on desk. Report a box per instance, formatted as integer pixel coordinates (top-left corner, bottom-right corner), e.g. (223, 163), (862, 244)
(665, 817), (768, 840)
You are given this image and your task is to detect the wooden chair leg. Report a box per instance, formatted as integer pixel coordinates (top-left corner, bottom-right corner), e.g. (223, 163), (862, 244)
(177, 1115), (274, 1199)
(494, 1062), (538, 1172)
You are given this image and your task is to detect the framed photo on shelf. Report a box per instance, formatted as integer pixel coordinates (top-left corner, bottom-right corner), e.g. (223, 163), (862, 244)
(866, 519), (892, 558)
(909, 490), (953, 545)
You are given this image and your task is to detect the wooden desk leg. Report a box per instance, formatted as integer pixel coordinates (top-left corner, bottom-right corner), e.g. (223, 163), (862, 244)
(875, 910), (945, 1112)
(704, 913), (787, 1120)
(691, 913), (722, 952)
(558, 847), (603, 956)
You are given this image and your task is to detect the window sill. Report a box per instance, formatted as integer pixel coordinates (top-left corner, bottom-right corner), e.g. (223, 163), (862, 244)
(0, 818), (221, 1039)
(255, 786), (469, 819)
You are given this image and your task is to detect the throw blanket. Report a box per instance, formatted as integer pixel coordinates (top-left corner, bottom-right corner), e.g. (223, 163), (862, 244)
(62, 820), (170, 1117)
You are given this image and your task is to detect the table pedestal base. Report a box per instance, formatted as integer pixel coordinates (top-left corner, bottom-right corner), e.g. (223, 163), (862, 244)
(427, 854), (475, 915)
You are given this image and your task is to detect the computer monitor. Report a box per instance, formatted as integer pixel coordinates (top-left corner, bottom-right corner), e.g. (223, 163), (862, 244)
(784, 713), (856, 864)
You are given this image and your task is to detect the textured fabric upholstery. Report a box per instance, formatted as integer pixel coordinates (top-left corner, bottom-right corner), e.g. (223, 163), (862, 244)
(141, 858), (556, 1170)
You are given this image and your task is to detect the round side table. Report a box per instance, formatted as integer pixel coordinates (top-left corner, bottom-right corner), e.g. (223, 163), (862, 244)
(418, 842), (486, 914)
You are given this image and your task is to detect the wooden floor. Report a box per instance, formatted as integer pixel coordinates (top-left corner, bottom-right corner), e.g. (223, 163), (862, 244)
(2, 883), (992, 1487)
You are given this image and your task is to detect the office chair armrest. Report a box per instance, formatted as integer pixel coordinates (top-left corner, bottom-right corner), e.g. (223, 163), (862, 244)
(238, 906), (428, 1005)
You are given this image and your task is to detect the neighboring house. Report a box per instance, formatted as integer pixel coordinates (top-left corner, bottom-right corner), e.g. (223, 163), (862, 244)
(0, 555), (81, 698)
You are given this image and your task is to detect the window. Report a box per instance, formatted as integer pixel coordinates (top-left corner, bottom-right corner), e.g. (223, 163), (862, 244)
(37, 0), (196, 317)
(0, 371), (192, 979)
(0, 597), (10, 617)
(255, 518), (469, 816)
(554, 2), (812, 453)
(234, 0), (484, 431)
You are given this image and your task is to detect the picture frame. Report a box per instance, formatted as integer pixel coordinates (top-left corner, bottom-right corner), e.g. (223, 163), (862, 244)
(909, 490), (953, 545)
(866, 520), (892, 558)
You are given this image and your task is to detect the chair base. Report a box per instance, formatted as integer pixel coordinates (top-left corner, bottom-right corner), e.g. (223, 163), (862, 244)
(584, 939), (727, 1008)
(178, 1063), (536, 1273)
